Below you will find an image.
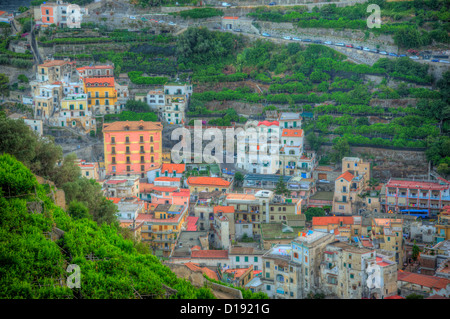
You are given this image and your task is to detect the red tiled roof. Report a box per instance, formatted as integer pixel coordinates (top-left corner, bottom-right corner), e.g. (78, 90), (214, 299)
(40, 60), (70, 67)
(312, 216), (354, 226)
(172, 189), (190, 197)
(191, 250), (228, 259)
(152, 186), (179, 192)
(106, 179), (127, 184)
(397, 271), (450, 290)
(186, 216), (198, 231)
(191, 245), (201, 251)
(224, 267), (251, 278)
(84, 77), (115, 87)
(257, 120), (279, 127)
(282, 129), (304, 137)
(384, 295), (405, 299)
(386, 179), (449, 191)
(106, 197), (121, 204)
(140, 183), (154, 193)
(223, 16), (239, 19)
(183, 262), (218, 280)
(103, 120), (163, 132)
(155, 177), (180, 182)
(361, 240), (374, 248)
(187, 177), (230, 187)
(214, 206), (235, 214)
(161, 163), (185, 174)
(337, 171), (354, 182)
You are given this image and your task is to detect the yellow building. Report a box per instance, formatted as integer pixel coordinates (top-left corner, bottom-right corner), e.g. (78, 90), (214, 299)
(83, 77), (118, 114)
(436, 206), (450, 241)
(372, 218), (404, 267)
(59, 94), (95, 132)
(139, 203), (188, 257)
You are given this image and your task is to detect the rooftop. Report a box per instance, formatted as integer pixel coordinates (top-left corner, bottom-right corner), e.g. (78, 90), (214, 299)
(214, 206), (235, 214)
(281, 129), (304, 137)
(386, 179), (449, 190)
(337, 171), (355, 182)
(161, 163), (185, 173)
(261, 223), (304, 240)
(293, 230), (334, 245)
(187, 176), (230, 187)
(103, 120), (163, 132)
(313, 216), (354, 226)
(191, 250), (228, 259)
(397, 271), (450, 290)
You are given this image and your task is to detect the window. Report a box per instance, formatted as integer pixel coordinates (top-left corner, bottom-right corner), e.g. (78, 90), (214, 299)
(236, 256), (240, 262)
(294, 252), (298, 259)
(266, 285), (271, 291)
(350, 274), (354, 279)
(266, 262), (270, 268)
(254, 257), (258, 262)
(245, 257), (248, 262)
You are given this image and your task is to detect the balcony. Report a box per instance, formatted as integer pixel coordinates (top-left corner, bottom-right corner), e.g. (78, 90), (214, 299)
(398, 194), (407, 198)
(409, 193), (418, 198)
(387, 193), (396, 197)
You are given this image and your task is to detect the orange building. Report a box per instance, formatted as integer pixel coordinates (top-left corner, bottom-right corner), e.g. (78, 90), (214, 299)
(103, 121), (163, 178)
(83, 77), (118, 114)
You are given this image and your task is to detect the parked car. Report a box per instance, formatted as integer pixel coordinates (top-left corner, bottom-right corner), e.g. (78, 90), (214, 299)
(345, 44), (353, 48)
(335, 43), (345, 46)
(234, 28), (242, 32)
(269, 2), (276, 5)
(355, 46), (363, 50)
(431, 59), (439, 62)
(303, 39), (312, 42)
(129, 16), (136, 19)
(363, 47), (371, 51)
(168, 22), (176, 25)
(283, 36), (292, 40)
(313, 39), (322, 44)
(379, 51), (387, 55)
(262, 33), (271, 37)
(409, 56), (419, 60)
(292, 37), (302, 41)
(159, 20), (165, 23)
(389, 53), (398, 57)
(440, 60), (450, 64)
(324, 41), (333, 45)
(370, 49), (378, 53)
(222, 2), (232, 6)
(399, 54), (406, 57)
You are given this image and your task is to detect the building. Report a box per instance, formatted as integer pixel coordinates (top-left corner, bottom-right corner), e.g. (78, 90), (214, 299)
(115, 197), (145, 222)
(385, 178), (450, 217)
(33, 83), (63, 119)
(332, 171), (366, 215)
(103, 120), (163, 178)
(83, 77), (118, 114)
(278, 112), (302, 130)
(186, 177), (232, 197)
(397, 271), (450, 298)
(39, 0), (87, 28)
(371, 218), (404, 267)
(290, 231), (336, 298)
(211, 206), (235, 249)
(59, 94), (95, 132)
(76, 65), (114, 80)
(7, 113), (43, 136)
(35, 59), (75, 83)
(228, 246), (265, 271)
(319, 242), (397, 299)
(76, 159), (99, 180)
(146, 89), (165, 109)
(222, 265), (254, 288)
(312, 216), (362, 243)
(103, 175), (140, 198)
(236, 120), (280, 175)
(436, 206), (450, 242)
(138, 203), (189, 257)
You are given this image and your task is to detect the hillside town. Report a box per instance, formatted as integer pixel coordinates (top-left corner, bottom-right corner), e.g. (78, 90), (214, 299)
(0, 0), (449, 301)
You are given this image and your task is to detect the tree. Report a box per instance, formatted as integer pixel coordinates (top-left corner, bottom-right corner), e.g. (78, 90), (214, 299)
(18, 6), (29, 13)
(125, 100), (150, 113)
(51, 153), (81, 187)
(368, 178), (379, 191)
(304, 207), (326, 222)
(406, 293), (424, 299)
(67, 200), (91, 220)
(274, 175), (290, 197)
(330, 137), (350, 163)
(18, 74), (29, 83)
(234, 171), (244, 187)
(306, 132), (325, 152)
(0, 73), (9, 98)
(412, 240), (421, 261)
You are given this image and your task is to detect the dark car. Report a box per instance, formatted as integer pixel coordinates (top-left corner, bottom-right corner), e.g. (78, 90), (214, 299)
(399, 54), (406, 57)
(389, 53), (398, 57)
(431, 59), (439, 62)
(355, 46), (363, 50)
(269, 2), (276, 5)
(303, 39), (312, 42)
(313, 40), (322, 44)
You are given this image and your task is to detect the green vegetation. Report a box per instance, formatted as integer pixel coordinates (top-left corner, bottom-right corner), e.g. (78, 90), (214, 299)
(104, 111), (158, 123)
(128, 71), (168, 85)
(247, 0), (450, 48)
(0, 153), (215, 299)
(304, 207), (326, 221)
(172, 8), (224, 19)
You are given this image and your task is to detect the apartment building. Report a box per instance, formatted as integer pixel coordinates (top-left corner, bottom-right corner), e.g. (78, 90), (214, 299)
(332, 171), (366, 215)
(103, 121), (163, 178)
(103, 175), (140, 198)
(186, 176), (232, 196)
(35, 59), (75, 84)
(371, 218), (404, 267)
(385, 178), (450, 217)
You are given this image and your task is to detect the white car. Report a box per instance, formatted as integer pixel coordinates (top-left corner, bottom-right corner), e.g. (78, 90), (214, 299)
(363, 47), (370, 51)
(335, 43), (345, 46)
(440, 60), (450, 64)
(379, 51), (387, 55)
(222, 2), (232, 6)
(283, 36), (292, 40)
(324, 41), (332, 45)
(168, 22), (176, 26)
(129, 16), (136, 19)
(409, 56), (419, 60)
(292, 37), (302, 41)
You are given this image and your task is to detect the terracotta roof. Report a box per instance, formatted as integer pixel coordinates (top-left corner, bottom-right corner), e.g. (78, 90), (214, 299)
(103, 120), (163, 132)
(214, 206), (235, 214)
(78, 65), (113, 70)
(386, 179), (449, 191)
(282, 129), (304, 137)
(155, 177), (180, 182)
(172, 189), (190, 197)
(226, 193), (256, 201)
(83, 77), (115, 87)
(384, 295), (405, 299)
(161, 163), (185, 174)
(202, 267), (219, 281)
(337, 171), (354, 182)
(426, 294), (450, 299)
(186, 216), (198, 231)
(140, 183), (154, 193)
(397, 271), (450, 290)
(40, 60), (70, 67)
(223, 16), (239, 20)
(224, 267), (251, 278)
(106, 197), (121, 204)
(191, 245), (201, 251)
(152, 186), (178, 193)
(312, 216), (354, 226)
(187, 177), (230, 187)
(184, 262), (202, 272)
(191, 250), (228, 259)
(316, 166), (334, 172)
(257, 120), (279, 127)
